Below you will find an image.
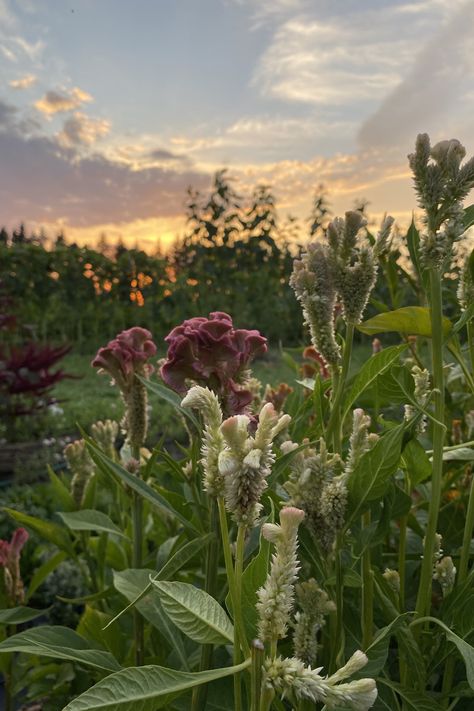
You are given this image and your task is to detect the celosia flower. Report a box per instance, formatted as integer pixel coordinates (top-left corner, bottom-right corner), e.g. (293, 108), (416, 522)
(257, 506), (305, 645)
(433, 556), (456, 595)
(382, 568), (400, 594)
(161, 312), (267, 416)
(93, 327), (157, 448)
(218, 403), (291, 526)
(0, 528), (29, 605)
(404, 365), (431, 434)
(90, 419), (119, 460)
(293, 578), (336, 666)
(181, 385), (225, 496)
(457, 249), (474, 311)
(65, 439), (95, 507)
(264, 382), (294, 413)
(263, 651), (377, 710)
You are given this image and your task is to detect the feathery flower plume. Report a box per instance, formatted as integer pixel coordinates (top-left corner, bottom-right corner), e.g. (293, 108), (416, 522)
(408, 134), (474, 267)
(293, 578), (336, 665)
(257, 506), (305, 645)
(263, 651), (377, 710)
(90, 419), (118, 460)
(92, 327), (157, 449)
(404, 365), (431, 433)
(181, 385), (225, 496)
(64, 439), (94, 507)
(457, 249), (474, 311)
(219, 403), (291, 526)
(433, 556), (456, 596)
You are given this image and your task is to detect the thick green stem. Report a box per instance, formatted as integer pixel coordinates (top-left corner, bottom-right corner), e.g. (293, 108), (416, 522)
(131, 444), (144, 666)
(415, 269), (446, 622)
(326, 323), (355, 453)
(251, 639), (265, 711)
(398, 474), (410, 686)
(361, 509), (374, 649)
(192, 497), (219, 711)
(330, 532), (345, 673)
(233, 525), (246, 711)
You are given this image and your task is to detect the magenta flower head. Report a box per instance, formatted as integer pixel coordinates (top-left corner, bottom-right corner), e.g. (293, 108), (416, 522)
(160, 312), (267, 416)
(0, 527), (29, 605)
(92, 327), (157, 450)
(92, 327), (157, 392)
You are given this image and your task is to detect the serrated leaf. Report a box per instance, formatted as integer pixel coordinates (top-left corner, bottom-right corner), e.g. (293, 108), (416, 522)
(58, 510), (128, 538)
(62, 659), (250, 711)
(0, 606), (49, 625)
(3, 508), (73, 555)
(0, 626), (121, 672)
(347, 424), (405, 523)
(358, 306), (451, 337)
(342, 345), (407, 419)
(152, 581), (234, 645)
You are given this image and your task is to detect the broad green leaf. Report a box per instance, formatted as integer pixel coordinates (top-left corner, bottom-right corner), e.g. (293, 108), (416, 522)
(342, 345), (407, 419)
(152, 580), (234, 645)
(85, 439), (199, 534)
(57, 587), (114, 605)
(114, 569), (189, 670)
(441, 447), (474, 461)
(62, 659), (250, 711)
(354, 614), (412, 679)
(401, 438), (432, 485)
(377, 679), (442, 710)
(77, 606), (127, 661)
(48, 466), (75, 511)
(347, 424), (405, 523)
(464, 204), (474, 231)
(0, 606), (49, 625)
(0, 626), (121, 672)
(58, 510), (128, 538)
(358, 306), (451, 337)
(325, 569), (362, 588)
(26, 550), (67, 602)
(412, 616), (474, 689)
(3, 508), (73, 555)
(141, 378), (200, 430)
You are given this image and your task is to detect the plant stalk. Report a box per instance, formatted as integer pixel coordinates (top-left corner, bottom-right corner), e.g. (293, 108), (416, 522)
(361, 509), (374, 649)
(131, 444), (144, 666)
(250, 638), (265, 711)
(415, 269), (446, 622)
(233, 525), (246, 711)
(326, 322), (355, 453)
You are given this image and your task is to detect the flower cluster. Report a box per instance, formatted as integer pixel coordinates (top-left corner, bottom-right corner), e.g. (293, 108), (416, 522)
(457, 249), (474, 311)
(90, 419), (119, 460)
(64, 438), (95, 507)
(92, 327), (157, 449)
(263, 650), (377, 710)
(290, 212), (393, 366)
(404, 365), (431, 434)
(433, 556), (456, 596)
(408, 134), (474, 267)
(161, 312), (267, 416)
(293, 578), (336, 665)
(0, 527), (29, 606)
(257, 506), (305, 645)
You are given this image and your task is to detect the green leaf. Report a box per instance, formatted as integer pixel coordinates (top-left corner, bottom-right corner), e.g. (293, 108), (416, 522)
(0, 626), (121, 672)
(77, 606), (127, 662)
(48, 466), (75, 511)
(0, 606), (49, 625)
(26, 550), (67, 602)
(441, 447), (474, 461)
(412, 616), (474, 689)
(347, 424), (405, 523)
(152, 581), (234, 645)
(141, 378), (200, 430)
(342, 345), (407, 419)
(406, 220), (424, 288)
(57, 510), (128, 538)
(354, 614), (412, 679)
(114, 569), (189, 670)
(401, 439), (432, 485)
(3, 508), (73, 555)
(377, 679), (442, 710)
(85, 439), (199, 534)
(358, 306), (451, 337)
(464, 204), (474, 231)
(62, 659), (251, 711)
(57, 587), (114, 605)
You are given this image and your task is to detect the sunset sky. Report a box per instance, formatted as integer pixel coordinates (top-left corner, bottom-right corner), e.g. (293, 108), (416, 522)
(1, 0), (474, 251)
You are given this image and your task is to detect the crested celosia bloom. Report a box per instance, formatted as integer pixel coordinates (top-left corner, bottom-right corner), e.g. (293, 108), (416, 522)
(92, 327), (157, 449)
(181, 385), (225, 496)
(160, 312), (267, 416)
(218, 403), (291, 526)
(0, 527), (29, 606)
(263, 650), (377, 710)
(257, 506), (305, 645)
(408, 134), (474, 267)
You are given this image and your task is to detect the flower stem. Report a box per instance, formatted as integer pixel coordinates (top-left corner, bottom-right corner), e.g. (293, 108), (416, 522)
(415, 269), (446, 623)
(330, 531), (345, 672)
(192, 496), (219, 711)
(233, 525), (246, 711)
(250, 639), (265, 711)
(326, 322), (355, 453)
(131, 444), (144, 666)
(361, 509), (374, 649)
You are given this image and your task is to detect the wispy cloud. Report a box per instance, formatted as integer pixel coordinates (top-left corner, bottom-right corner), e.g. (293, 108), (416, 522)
(9, 73), (36, 89)
(35, 87), (92, 116)
(58, 112), (111, 147)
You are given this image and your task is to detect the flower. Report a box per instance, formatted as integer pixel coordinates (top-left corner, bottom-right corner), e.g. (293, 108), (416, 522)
(161, 312), (267, 416)
(0, 528), (29, 605)
(93, 327), (157, 448)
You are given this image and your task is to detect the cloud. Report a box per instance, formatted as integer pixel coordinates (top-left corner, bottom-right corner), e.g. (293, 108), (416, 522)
(9, 73), (36, 89)
(58, 112), (111, 146)
(34, 87), (93, 115)
(357, 1), (474, 150)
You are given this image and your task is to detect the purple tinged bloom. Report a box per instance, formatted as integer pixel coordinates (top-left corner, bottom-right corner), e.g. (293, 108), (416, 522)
(92, 327), (157, 392)
(0, 527), (29, 606)
(160, 312), (267, 415)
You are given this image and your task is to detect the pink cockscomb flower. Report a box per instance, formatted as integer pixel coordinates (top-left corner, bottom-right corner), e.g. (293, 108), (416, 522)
(93, 327), (157, 449)
(0, 527), (29, 606)
(160, 312), (267, 416)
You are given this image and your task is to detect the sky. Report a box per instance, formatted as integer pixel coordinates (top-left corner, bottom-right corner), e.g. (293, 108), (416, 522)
(1, 0), (474, 251)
